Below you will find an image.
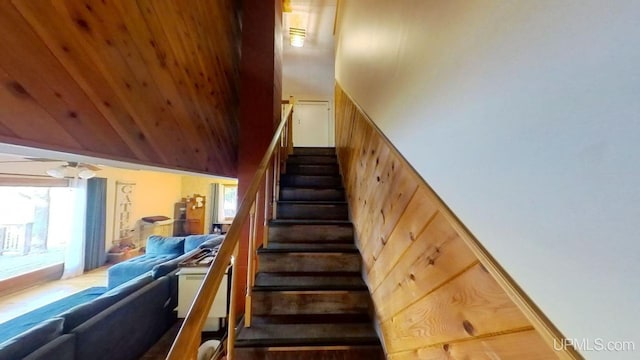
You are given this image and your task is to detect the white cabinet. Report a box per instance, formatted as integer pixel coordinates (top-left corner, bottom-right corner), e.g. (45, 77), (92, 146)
(177, 266), (229, 331)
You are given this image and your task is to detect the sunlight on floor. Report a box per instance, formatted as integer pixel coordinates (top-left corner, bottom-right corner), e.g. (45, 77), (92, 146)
(0, 266), (108, 324)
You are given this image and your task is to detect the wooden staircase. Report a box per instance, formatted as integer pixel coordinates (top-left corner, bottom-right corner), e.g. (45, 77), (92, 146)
(234, 147), (385, 359)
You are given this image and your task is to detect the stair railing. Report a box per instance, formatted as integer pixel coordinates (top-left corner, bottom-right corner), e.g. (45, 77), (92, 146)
(166, 102), (294, 360)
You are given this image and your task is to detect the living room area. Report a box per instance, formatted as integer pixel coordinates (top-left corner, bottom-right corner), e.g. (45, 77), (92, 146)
(0, 145), (237, 335)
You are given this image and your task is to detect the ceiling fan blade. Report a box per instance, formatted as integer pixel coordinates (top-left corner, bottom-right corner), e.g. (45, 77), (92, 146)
(79, 163), (101, 171)
(25, 157), (63, 162)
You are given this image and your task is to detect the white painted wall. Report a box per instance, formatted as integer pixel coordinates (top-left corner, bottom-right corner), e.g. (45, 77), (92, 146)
(336, 1), (640, 358)
(97, 167), (182, 249)
(282, 0), (337, 146)
(282, 1), (336, 99)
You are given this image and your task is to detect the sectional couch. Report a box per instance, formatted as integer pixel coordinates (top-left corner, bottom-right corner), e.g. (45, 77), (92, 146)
(0, 234), (224, 360)
(108, 234), (225, 289)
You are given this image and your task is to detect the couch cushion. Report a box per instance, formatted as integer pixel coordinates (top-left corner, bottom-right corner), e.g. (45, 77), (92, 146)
(199, 236), (224, 250)
(71, 277), (174, 360)
(184, 234), (224, 253)
(146, 235), (185, 255)
(22, 334), (75, 360)
(107, 254), (177, 289)
(0, 318), (64, 360)
(102, 271), (154, 299)
(151, 251), (195, 279)
(61, 273), (154, 332)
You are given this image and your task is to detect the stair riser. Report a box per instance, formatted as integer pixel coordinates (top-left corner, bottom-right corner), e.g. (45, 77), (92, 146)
(269, 224), (354, 243)
(258, 253), (361, 273)
(255, 274), (365, 290)
(235, 347), (385, 360)
(277, 203), (348, 220)
(292, 147), (336, 156)
(281, 175), (342, 188)
(280, 188), (345, 201)
(286, 164), (339, 175)
(287, 156), (338, 165)
(252, 292), (370, 315)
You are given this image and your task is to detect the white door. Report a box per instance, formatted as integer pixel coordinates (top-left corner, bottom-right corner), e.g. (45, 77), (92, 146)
(293, 101), (330, 147)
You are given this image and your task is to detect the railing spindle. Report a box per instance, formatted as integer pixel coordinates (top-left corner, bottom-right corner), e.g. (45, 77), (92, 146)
(165, 102), (293, 360)
(226, 243), (240, 360)
(245, 197), (257, 328)
(263, 167), (271, 247)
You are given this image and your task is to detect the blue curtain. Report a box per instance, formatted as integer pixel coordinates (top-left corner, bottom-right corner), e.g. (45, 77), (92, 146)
(84, 177), (107, 271)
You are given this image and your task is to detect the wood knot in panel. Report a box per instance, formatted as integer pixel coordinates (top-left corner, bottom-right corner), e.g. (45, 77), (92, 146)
(462, 320), (476, 336)
(74, 18), (91, 32)
(6, 81), (31, 98)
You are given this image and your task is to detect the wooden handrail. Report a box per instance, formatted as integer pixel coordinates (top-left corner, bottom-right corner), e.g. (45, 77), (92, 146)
(166, 103), (294, 359)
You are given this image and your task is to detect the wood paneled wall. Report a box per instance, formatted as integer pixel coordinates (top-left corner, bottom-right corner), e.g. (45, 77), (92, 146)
(335, 84), (579, 359)
(0, 0), (240, 176)
(235, 0), (283, 315)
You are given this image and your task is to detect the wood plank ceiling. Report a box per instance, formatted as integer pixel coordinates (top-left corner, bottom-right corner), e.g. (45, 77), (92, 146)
(0, 0), (240, 177)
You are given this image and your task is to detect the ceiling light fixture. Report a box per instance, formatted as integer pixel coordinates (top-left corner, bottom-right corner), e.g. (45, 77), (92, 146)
(77, 167), (96, 179)
(46, 165), (66, 179)
(290, 27), (306, 47)
(285, 10), (308, 48)
(46, 162), (97, 180)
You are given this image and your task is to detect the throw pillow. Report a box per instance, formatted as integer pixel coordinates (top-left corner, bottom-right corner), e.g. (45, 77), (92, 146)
(184, 234), (224, 253)
(146, 235), (185, 255)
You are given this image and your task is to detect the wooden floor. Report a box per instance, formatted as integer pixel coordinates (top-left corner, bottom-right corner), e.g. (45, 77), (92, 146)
(0, 266), (108, 324)
(139, 321), (182, 360)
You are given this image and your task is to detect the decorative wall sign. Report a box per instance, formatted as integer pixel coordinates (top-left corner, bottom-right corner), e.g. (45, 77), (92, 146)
(113, 181), (136, 246)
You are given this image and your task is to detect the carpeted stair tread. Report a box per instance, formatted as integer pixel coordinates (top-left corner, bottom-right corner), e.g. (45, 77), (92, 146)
(268, 221), (354, 243)
(259, 243), (357, 253)
(277, 200), (348, 205)
(280, 187), (345, 201)
(292, 147), (336, 156)
(286, 164), (339, 175)
(254, 272), (366, 291)
(269, 219), (353, 226)
(249, 314), (371, 325)
(280, 174), (343, 188)
(235, 322), (380, 348)
(280, 186), (343, 191)
(277, 201), (349, 221)
(288, 154), (337, 160)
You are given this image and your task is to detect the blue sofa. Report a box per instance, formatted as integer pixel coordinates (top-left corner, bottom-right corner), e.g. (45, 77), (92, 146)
(0, 272), (173, 360)
(107, 234), (224, 289)
(0, 234), (225, 360)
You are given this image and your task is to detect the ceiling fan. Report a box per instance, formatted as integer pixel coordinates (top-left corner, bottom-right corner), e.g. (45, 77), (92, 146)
(45, 161), (101, 179)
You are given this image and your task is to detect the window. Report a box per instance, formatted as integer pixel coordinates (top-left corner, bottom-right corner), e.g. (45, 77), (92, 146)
(221, 185), (237, 221)
(210, 183), (238, 231)
(0, 182), (73, 282)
